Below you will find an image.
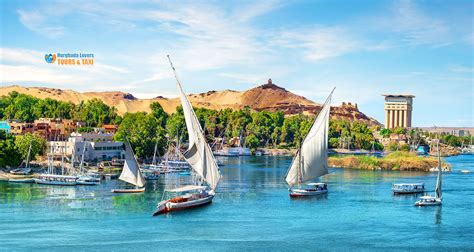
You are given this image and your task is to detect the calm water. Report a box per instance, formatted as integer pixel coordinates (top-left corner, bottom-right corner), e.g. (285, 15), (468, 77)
(1, 155), (473, 251)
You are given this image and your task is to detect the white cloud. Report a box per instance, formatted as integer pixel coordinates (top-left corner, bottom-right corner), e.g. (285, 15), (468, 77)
(384, 0), (451, 47)
(17, 10), (65, 38)
(273, 26), (361, 61)
(0, 47), (131, 89)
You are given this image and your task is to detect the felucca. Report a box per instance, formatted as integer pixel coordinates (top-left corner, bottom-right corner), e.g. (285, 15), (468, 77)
(153, 55), (221, 216)
(415, 138), (442, 206)
(10, 139), (33, 176)
(111, 138), (146, 193)
(285, 88), (334, 197)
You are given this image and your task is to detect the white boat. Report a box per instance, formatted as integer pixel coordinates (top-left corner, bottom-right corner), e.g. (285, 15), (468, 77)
(35, 174), (78, 186)
(392, 183), (424, 194)
(111, 138), (146, 193)
(415, 139), (442, 207)
(290, 183), (328, 197)
(77, 174), (101, 185)
(154, 186), (214, 215)
(213, 148), (239, 157)
(76, 145), (101, 185)
(154, 56), (221, 216)
(285, 88), (334, 198)
(35, 137), (79, 186)
(141, 169), (161, 180)
(228, 147), (251, 156)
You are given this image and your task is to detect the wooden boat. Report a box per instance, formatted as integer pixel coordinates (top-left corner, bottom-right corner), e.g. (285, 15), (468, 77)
(290, 183), (328, 197)
(154, 56), (221, 216)
(285, 88), (334, 197)
(415, 139), (442, 206)
(8, 178), (35, 183)
(392, 183), (425, 194)
(153, 186), (214, 215)
(111, 138), (146, 193)
(35, 174), (78, 186)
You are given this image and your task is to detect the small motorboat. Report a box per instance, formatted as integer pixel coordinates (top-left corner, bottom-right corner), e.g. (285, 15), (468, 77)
(153, 186), (214, 216)
(392, 183), (424, 194)
(415, 195), (441, 206)
(8, 178), (35, 183)
(76, 174), (101, 185)
(289, 183), (328, 197)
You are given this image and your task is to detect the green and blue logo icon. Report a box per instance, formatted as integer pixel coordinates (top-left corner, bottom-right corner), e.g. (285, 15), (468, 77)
(44, 53), (56, 63)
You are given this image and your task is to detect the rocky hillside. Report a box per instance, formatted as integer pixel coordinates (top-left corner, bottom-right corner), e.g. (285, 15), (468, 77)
(0, 80), (381, 126)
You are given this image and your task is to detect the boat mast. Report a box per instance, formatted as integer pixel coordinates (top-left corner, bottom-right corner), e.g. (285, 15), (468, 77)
(435, 137), (442, 200)
(25, 139), (32, 169)
(79, 143), (86, 175)
(61, 136), (65, 175)
(152, 138), (159, 166)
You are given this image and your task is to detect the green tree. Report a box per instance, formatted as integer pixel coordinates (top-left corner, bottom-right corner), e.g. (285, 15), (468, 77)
(0, 130), (22, 167)
(380, 128), (391, 138)
(115, 112), (167, 159)
(245, 134), (259, 151)
(393, 127), (406, 135)
(74, 98), (118, 127)
(329, 137), (339, 148)
(14, 133), (45, 161)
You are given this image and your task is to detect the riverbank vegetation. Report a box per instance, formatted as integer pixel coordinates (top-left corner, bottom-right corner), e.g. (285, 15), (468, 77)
(328, 151), (447, 171)
(1, 91), (471, 160)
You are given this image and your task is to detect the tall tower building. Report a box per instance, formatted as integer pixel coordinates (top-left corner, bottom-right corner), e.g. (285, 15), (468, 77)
(382, 94), (414, 129)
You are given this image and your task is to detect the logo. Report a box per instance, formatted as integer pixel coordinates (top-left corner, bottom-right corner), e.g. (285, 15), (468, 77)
(44, 53), (56, 63)
(44, 52), (94, 66)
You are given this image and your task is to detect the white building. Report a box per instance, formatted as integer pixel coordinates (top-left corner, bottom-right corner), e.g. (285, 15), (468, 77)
(48, 132), (124, 162)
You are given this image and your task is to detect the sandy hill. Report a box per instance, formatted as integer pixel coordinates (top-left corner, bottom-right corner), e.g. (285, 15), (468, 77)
(0, 80), (380, 126)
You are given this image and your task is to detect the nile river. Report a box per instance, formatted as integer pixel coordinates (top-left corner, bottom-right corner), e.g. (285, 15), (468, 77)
(1, 155), (473, 251)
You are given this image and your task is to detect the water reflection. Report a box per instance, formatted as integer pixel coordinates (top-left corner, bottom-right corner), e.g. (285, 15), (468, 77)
(435, 206), (442, 225)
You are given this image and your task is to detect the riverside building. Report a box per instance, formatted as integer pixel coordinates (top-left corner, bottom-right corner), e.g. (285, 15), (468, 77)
(382, 94), (414, 129)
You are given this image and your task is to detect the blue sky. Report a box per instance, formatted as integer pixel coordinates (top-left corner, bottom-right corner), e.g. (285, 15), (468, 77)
(1, 0), (473, 127)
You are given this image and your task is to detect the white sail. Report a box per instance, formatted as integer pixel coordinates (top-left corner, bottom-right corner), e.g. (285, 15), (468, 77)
(169, 56), (220, 190)
(285, 89), (333, 187)
(118, 139), (146, 187)
(435, 140), (442, 199)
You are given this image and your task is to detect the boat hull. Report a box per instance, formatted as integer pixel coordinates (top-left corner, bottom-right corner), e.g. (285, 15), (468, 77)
(289, 188), (328, 197)
(111, 188), (145, 193)
(415, 200), (442, 206)
(393, 189), (424, 194)
(153, 195), (214, 216)
(8, 178), (35, 183)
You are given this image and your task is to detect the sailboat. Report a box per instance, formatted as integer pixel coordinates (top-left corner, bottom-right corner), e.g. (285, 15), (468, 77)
(285, 88), (334, 197)
(111, 138), (146, 193)
(10, 140), (33, 176)
(153, 55), (221, 216)
(9, 140), (35, 183)
(35, 136), (78, 186)
(415, 138), (442, 206)
(76, 143), (101, 185)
